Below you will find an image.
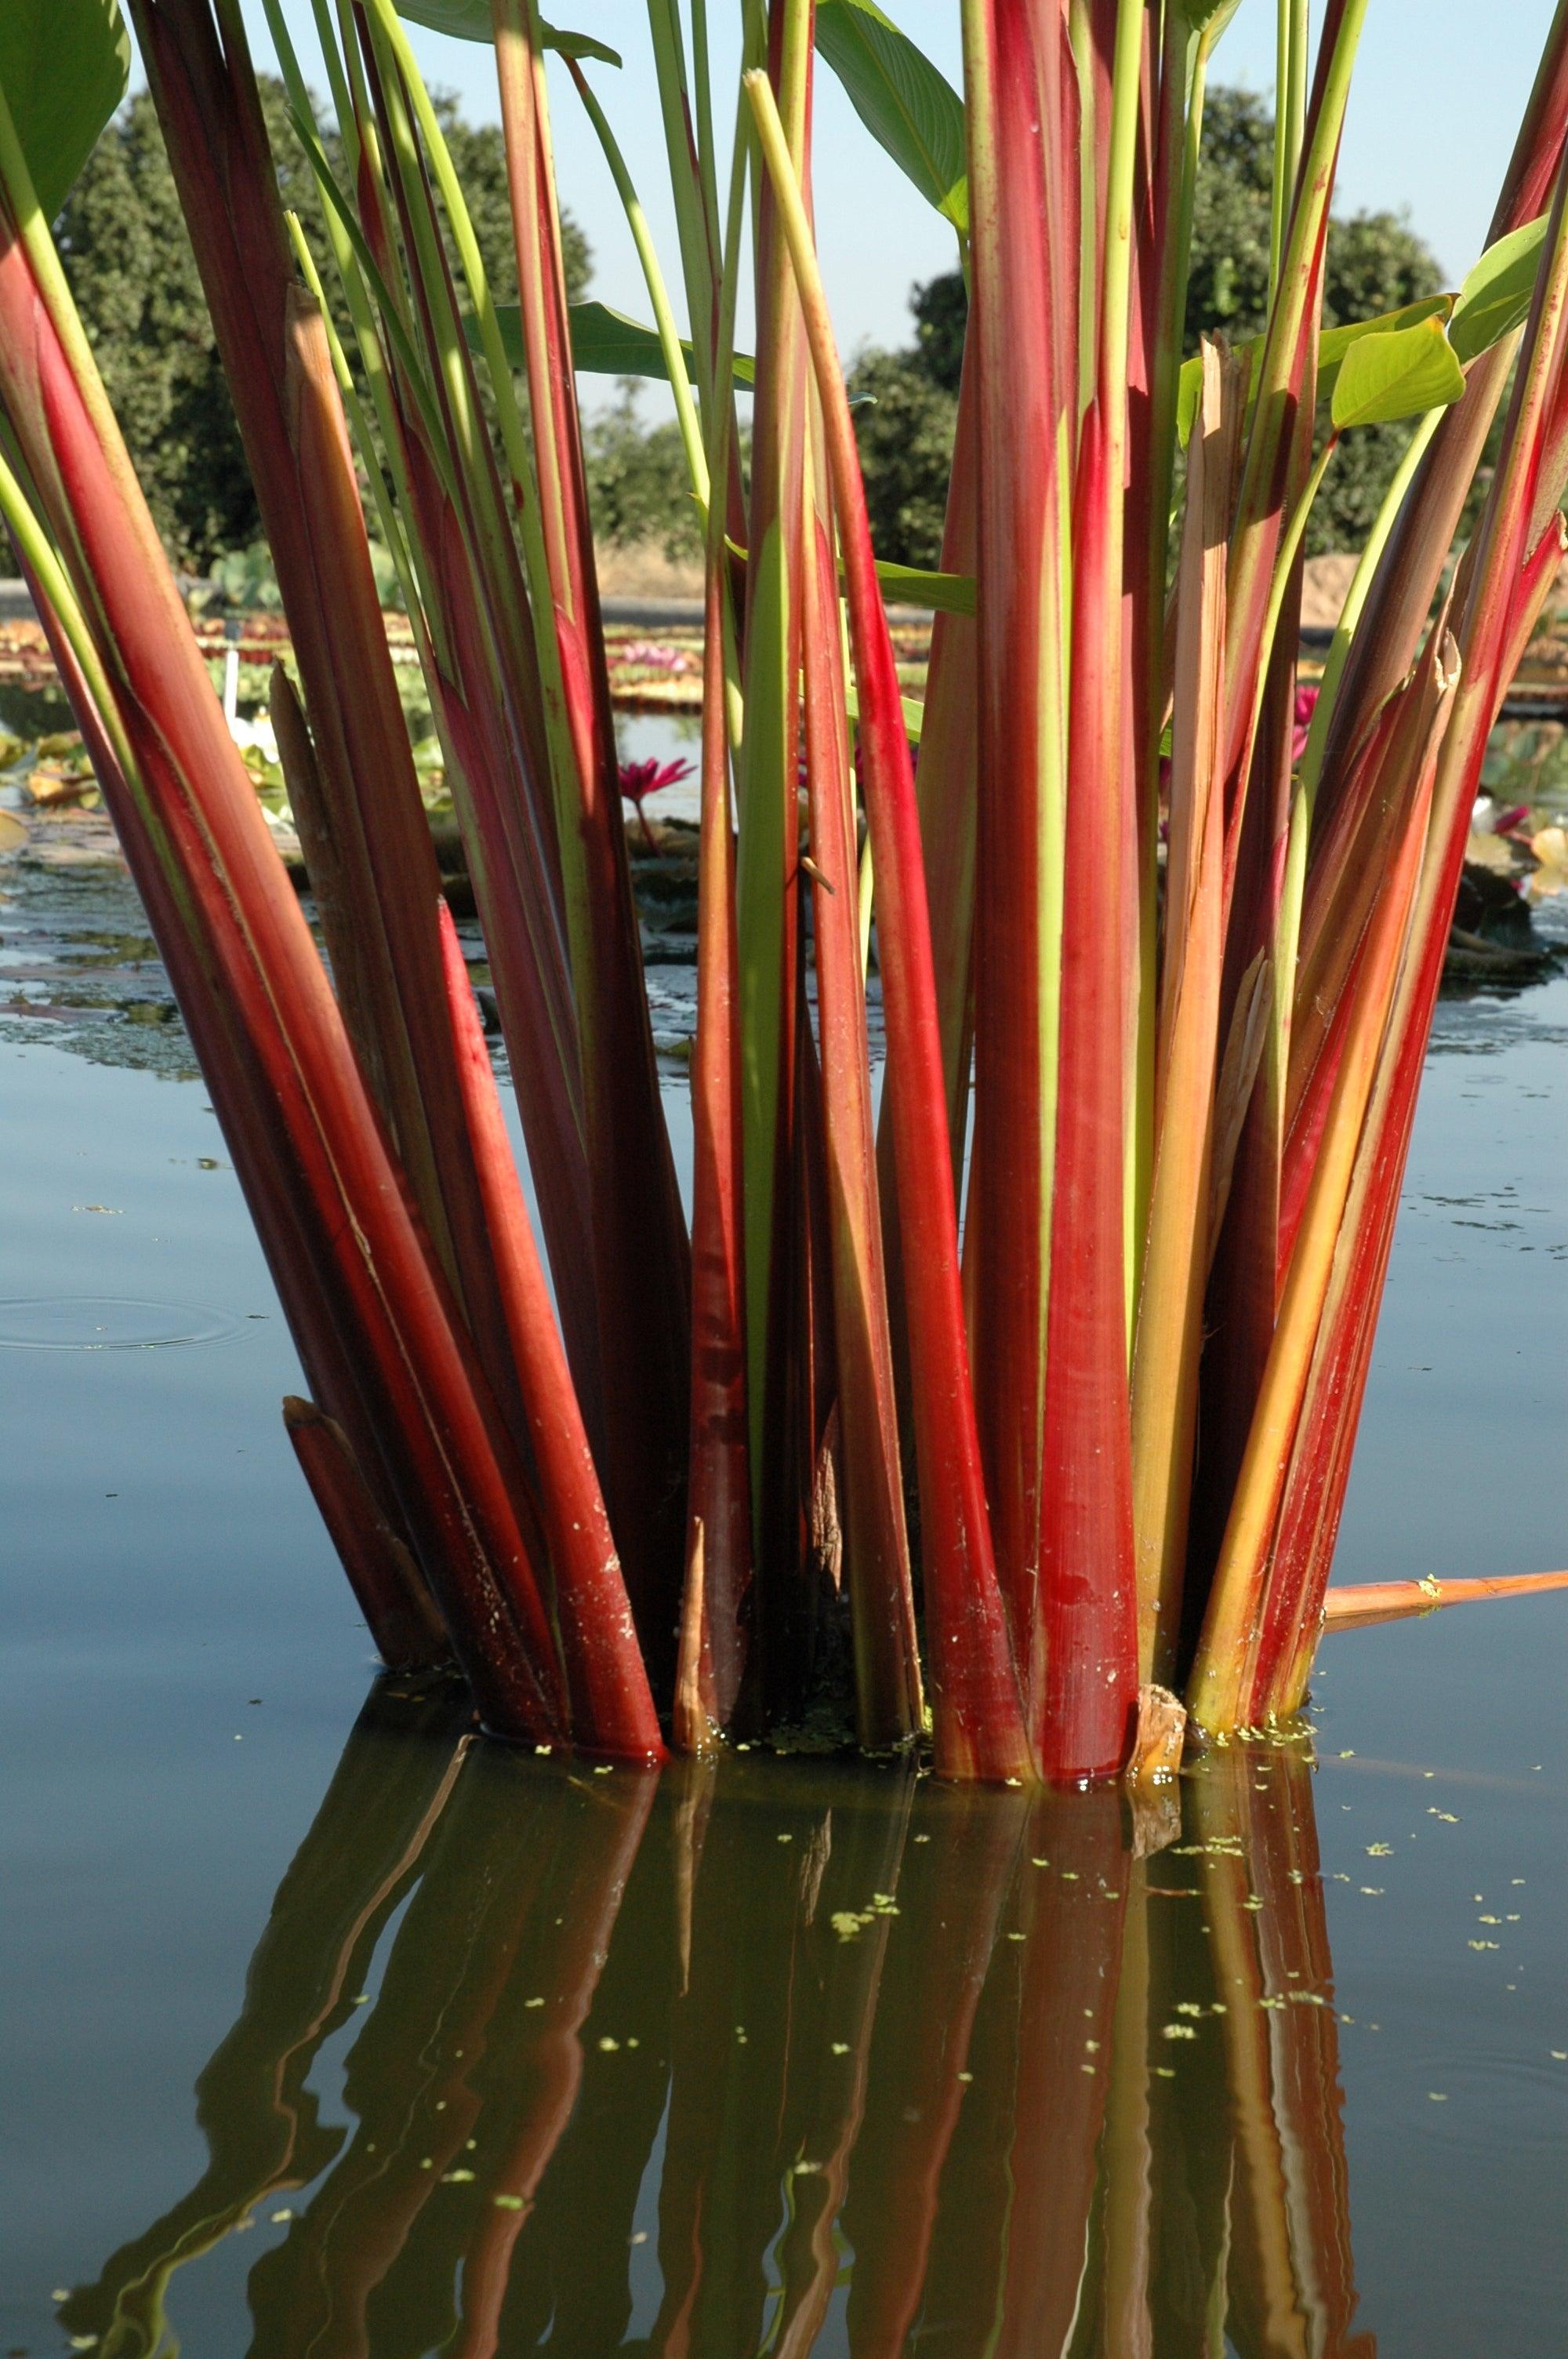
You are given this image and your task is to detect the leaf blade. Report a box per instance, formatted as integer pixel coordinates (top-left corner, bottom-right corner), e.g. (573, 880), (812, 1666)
(872, 558), (975, 615)
(1330, 314), (1465, 430)
(1450, 211), (1550, 364)
(482, 298), (757, 388)
(0, 0), (129, 222)
(394, 2), (621, 64)
(1176, 296), (1452, 447)
(814, 0), (967, 234)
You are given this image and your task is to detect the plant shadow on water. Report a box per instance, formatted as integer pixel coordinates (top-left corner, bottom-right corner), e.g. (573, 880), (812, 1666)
(59, 1687), (1371, 2359)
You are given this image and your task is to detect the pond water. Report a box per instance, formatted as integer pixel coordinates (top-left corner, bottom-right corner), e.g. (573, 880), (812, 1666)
(2, 816), (1566, 2357)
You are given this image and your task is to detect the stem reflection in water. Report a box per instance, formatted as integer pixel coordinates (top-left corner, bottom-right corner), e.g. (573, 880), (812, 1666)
(60, 1689), (1374, 2358)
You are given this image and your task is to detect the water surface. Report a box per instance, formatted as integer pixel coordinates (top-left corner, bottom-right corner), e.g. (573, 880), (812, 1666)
(1, 855), (1564, 2358)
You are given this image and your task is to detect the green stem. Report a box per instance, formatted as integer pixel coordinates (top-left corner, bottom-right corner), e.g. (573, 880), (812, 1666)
(644, 0), (721, 431)
(1269, 0), (1309, 303)
(1298, 405), (1444, 805)
(1099, 0), (1149, 1338)
(259, 0), (453, 485)
(0, 439), (137, 789)
(564, 58), (710, 508)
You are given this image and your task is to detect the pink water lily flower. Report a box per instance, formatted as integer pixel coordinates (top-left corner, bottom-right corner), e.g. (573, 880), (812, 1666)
(619, 754), (695, 847)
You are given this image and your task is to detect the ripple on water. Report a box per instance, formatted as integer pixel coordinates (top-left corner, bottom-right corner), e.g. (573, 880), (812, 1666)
(0, 1294), (246, 1349)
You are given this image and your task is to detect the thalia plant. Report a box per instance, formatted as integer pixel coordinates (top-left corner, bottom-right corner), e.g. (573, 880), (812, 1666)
(1, 0), (1566, 1779)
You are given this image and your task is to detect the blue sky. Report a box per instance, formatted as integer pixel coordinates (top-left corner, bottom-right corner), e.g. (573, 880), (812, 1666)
(200, 1), (1559, 365)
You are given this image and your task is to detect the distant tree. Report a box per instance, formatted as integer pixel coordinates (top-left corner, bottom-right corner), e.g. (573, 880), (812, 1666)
(848, 348), (959, 570)
(847, 83), (1447, 568)
(581, 383), (705, 564)
(909, 270), (967, 394)
(55, 82), (590, 570)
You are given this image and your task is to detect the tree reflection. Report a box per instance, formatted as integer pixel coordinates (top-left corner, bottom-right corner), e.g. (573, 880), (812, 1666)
(60, 1702), (1374, 2358)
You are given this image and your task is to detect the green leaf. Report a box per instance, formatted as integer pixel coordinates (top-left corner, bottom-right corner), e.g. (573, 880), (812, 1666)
(394, 2), (621, 64)
(1176, 343), (1217, 449)
(1171, 0), (1244, 34)
(1176, 296), (1453, 446)
(1450, 213), (1549, 365)
(873, 559), (975, 615)
(723, 537), (972, 620)
(538, 22), (622, 65)
(1330, 315), (1465, 431)
(814, 0), (967, 237)
(1316, 299), (1453, 416)
(481, 300), (757, 390)
(0, 0), (129, 222)
(844, 682), (926, 742)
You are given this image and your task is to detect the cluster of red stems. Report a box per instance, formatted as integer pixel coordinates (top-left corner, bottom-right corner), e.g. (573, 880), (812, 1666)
(2, 0), (1567, 1782)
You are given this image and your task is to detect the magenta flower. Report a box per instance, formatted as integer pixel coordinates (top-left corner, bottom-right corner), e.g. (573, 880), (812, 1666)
(619, 754), (695, 847)
(1292, 683), (1321, 765)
